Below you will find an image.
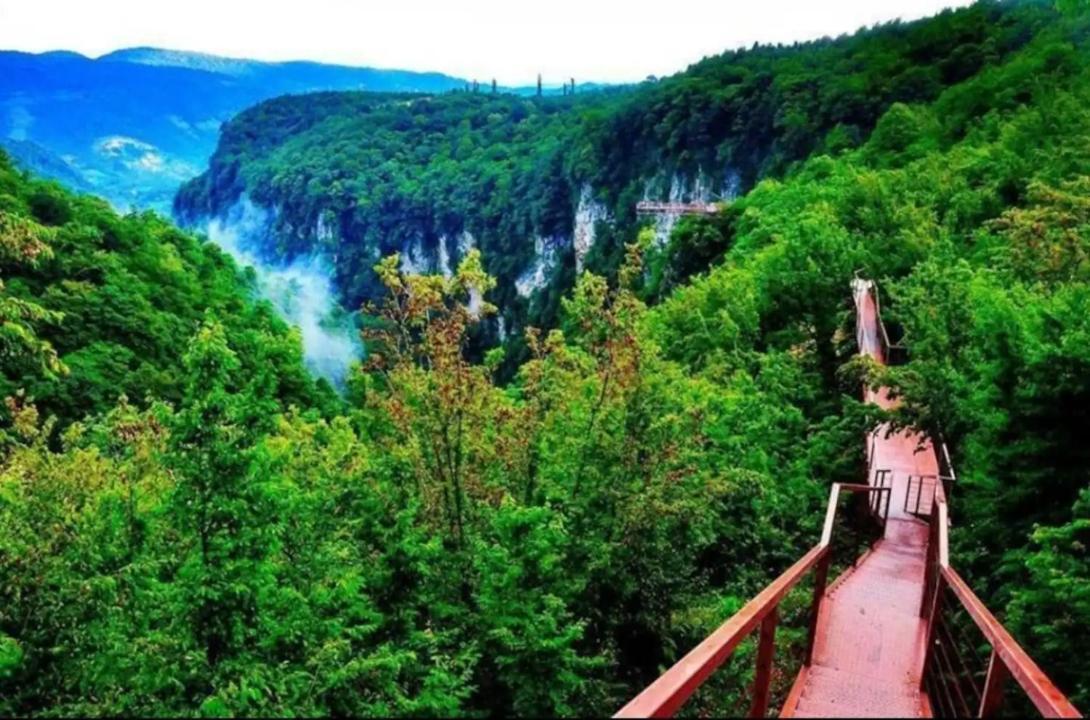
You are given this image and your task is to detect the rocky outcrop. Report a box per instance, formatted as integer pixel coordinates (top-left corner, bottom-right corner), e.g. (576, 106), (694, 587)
(315, 211), (337, 243)
(574, 184), (610, 273)
(516, 235), (565, 297)
(438, 233), (453, 277)
(398, 236), (432, 275)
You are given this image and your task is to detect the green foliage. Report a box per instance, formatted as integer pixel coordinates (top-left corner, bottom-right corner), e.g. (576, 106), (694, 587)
(0, 208), (63, 379)
(0, 151), (334, 427)
(1007, 488), (1090, 708)
(176, 92), (590, 328)
(0, 232), (836, 715)
(641, 5), (1090, 706)
(1057, 0), (1090, 16)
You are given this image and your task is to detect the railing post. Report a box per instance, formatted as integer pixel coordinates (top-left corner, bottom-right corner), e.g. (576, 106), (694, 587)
(750, 607), (779, 718)
(805, 553), (831, 666)
(919, 573), (946, 691)
(921, 503), (939, 618)
(979, 649), (1011, 717)
(871, 470), (889, 519)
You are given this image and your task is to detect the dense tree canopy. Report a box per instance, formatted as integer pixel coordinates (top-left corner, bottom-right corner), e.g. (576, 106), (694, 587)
(2, 169), (839, 714)
(0, 154), (336, 427)
(175, 0), (1058, 359)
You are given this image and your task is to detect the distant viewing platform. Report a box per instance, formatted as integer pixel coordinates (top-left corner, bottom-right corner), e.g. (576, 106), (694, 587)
(635, 201), (720, 216)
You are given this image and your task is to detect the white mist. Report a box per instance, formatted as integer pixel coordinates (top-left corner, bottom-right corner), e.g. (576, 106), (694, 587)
(203, 196), (361, 386)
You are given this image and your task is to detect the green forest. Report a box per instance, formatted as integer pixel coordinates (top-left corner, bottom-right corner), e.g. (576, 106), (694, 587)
(175, 0), (1056, 357)
(4, 0), (1090, 716)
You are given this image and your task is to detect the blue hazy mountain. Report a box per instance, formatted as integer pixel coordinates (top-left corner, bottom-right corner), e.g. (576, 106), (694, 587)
(0, 47), (471, 212)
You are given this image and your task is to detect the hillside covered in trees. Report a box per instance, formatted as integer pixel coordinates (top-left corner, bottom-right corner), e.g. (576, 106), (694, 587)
(175, 0), (1057, 369)
(4, 0), (1090, 715)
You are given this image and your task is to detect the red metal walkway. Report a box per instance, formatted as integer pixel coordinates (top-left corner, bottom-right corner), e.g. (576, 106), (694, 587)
(782, 280), (934, 717)
(614, 279), (1081, 719)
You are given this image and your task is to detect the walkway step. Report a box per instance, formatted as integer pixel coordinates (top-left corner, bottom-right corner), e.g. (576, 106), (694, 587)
(795, 664), (923, 718)
(793, 694), (924, 718)
(802, 665), (919, 700)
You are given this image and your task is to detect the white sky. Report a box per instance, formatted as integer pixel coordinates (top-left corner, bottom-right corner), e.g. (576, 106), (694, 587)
(0, 0), (972, 85)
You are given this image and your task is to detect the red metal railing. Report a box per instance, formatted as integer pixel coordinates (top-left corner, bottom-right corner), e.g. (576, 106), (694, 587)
(871, 468), (894, 519)
(919, 468), (1081, 718)
(871, 279), (1078, 718)
(613, 482), (890, 719)
(904, 473), (955, 517)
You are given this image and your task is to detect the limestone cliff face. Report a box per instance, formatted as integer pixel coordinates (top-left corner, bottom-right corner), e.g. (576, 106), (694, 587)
(171, 90), (765, 358)
(178, 164), (745, 350)
(184, 182), (595, 303)
(516, 235), (565, 297)
(178, 191), (560, 349)
(573, 184), (610, 274)
(176, 119), (752, 366)
(398, 236), (432, 276)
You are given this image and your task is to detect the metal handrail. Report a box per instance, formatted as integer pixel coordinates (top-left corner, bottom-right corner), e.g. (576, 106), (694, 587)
(872, 468), (893, 525)
(936, 438), (958, 483)
(869, 281), (909, 366)
(920, 466), (1080, 718)
(614, 482), (890, 719)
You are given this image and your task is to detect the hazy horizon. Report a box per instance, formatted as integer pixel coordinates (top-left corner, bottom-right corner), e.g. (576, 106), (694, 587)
(0, 0), (972, 85)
